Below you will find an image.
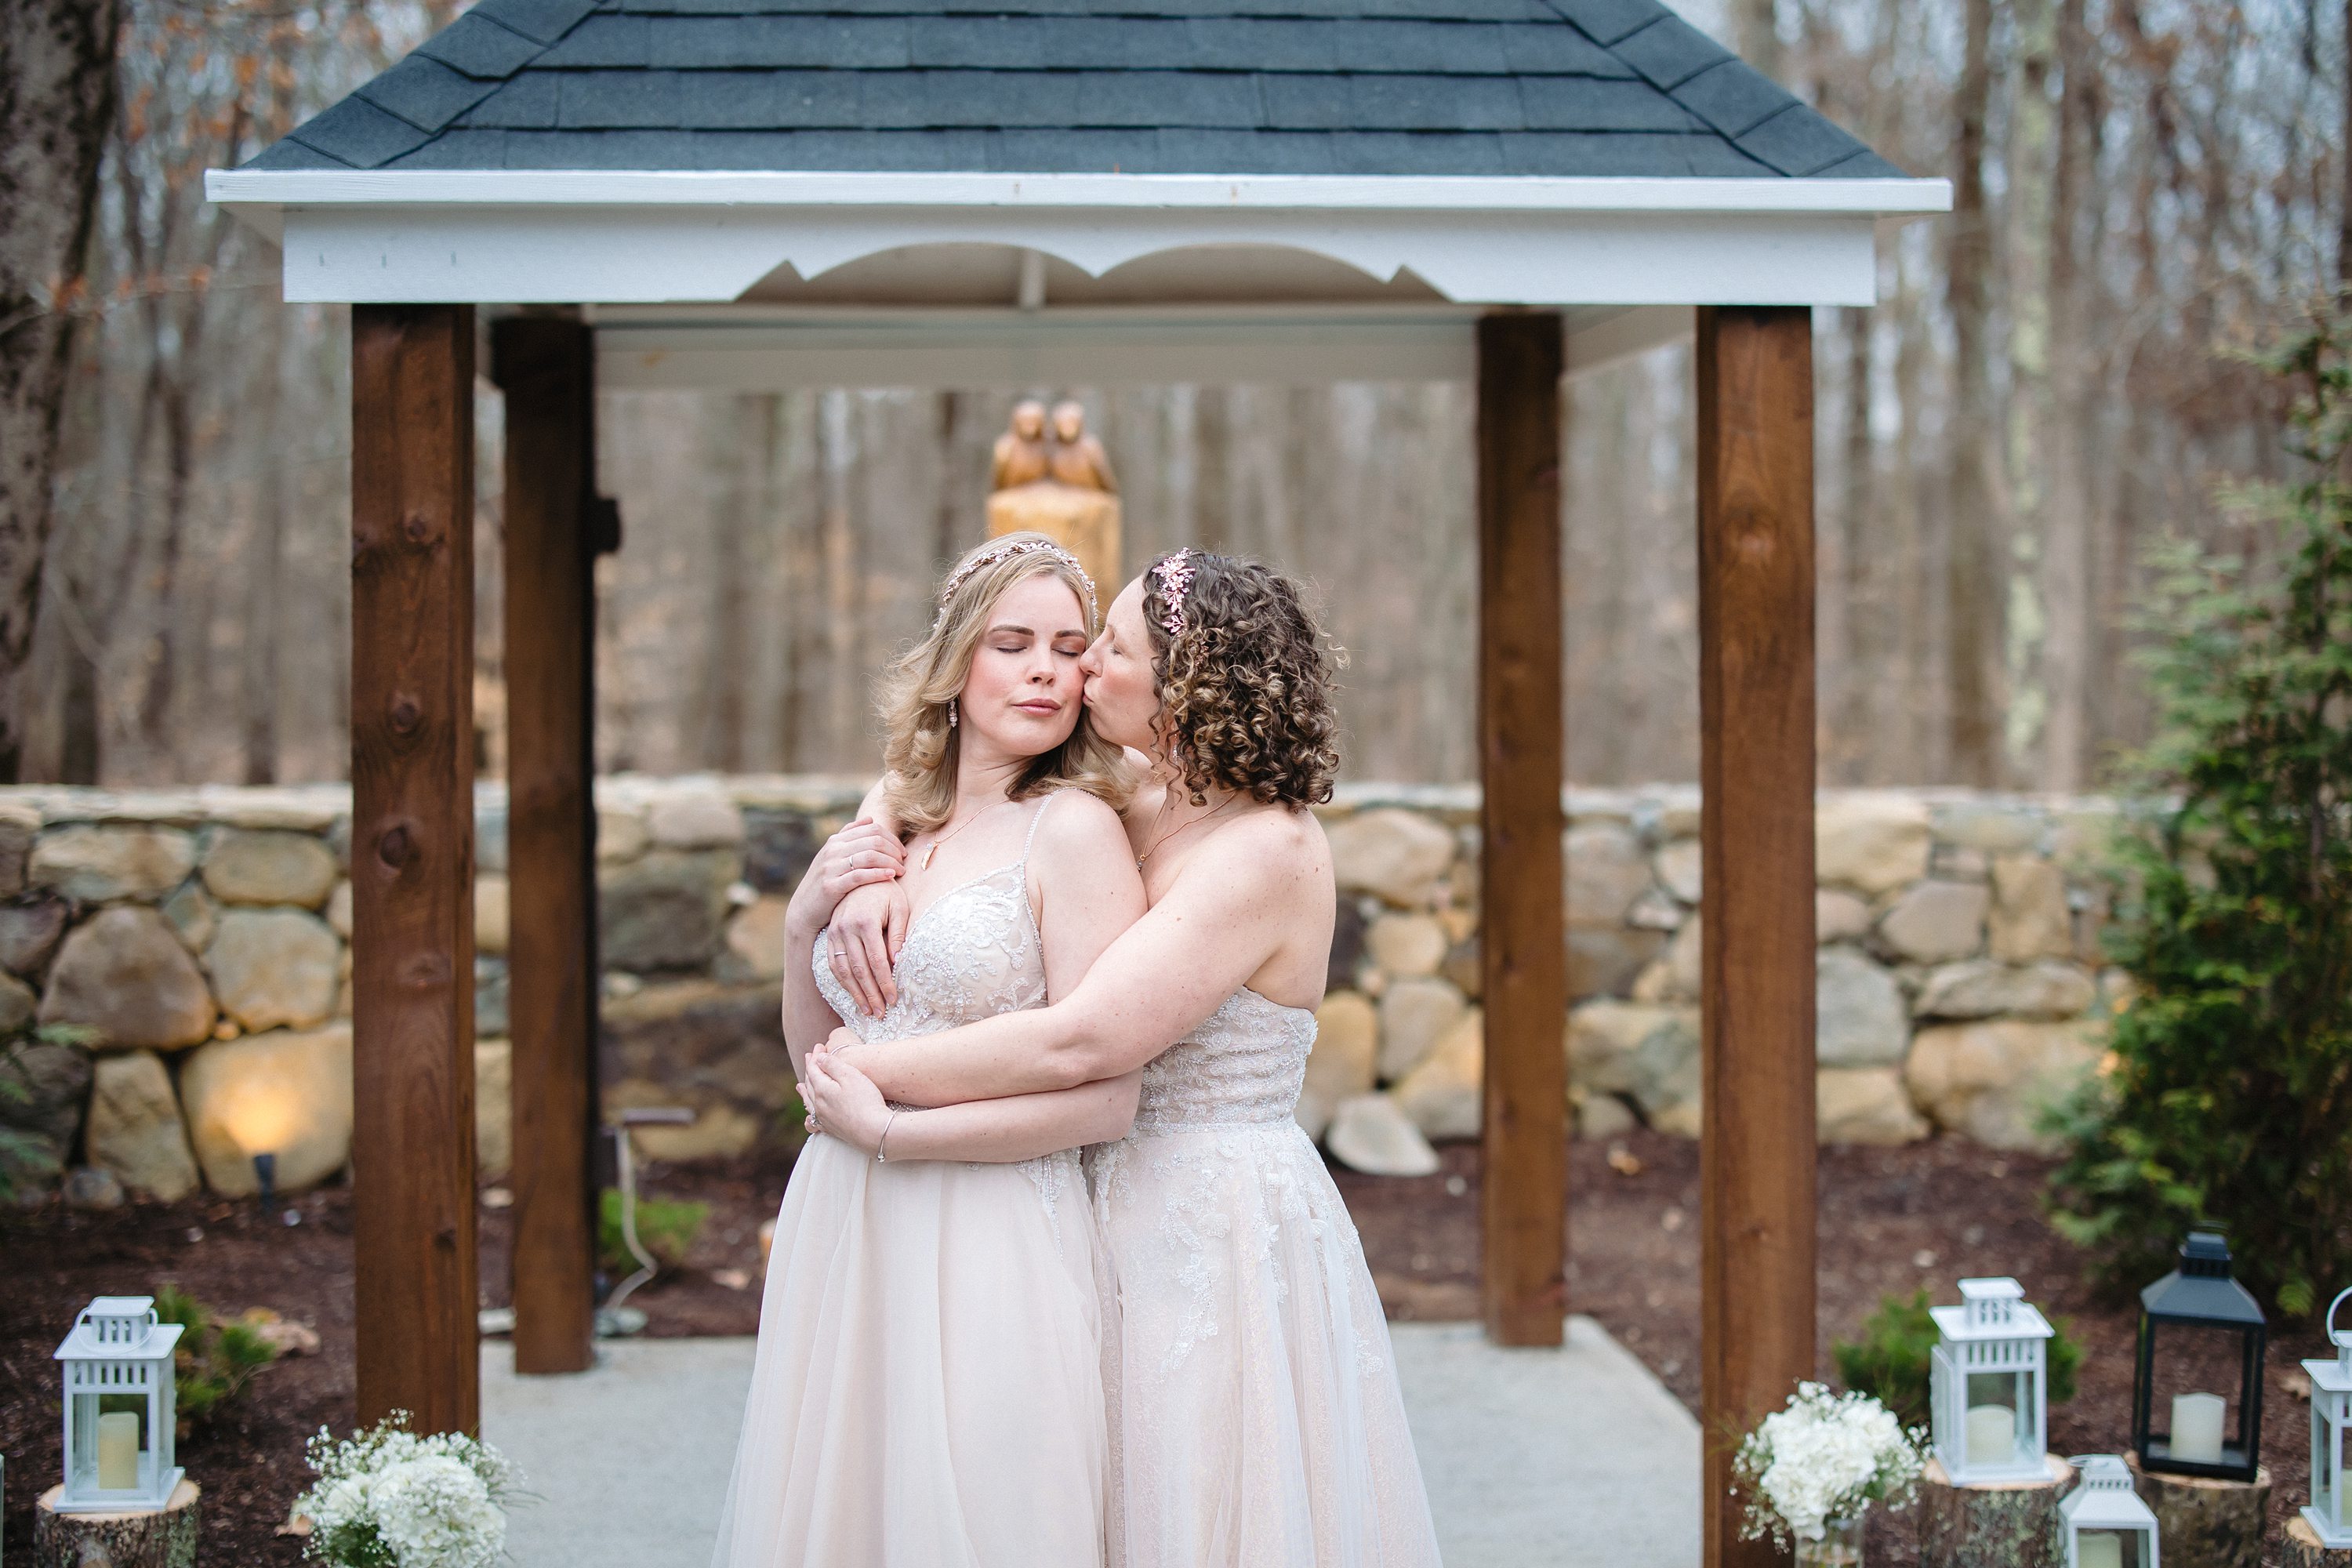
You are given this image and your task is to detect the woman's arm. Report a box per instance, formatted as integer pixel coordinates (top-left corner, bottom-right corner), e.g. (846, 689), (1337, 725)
(822, 779), (909, 1017)
(803, 1051), (1143, 1163)
(779, 811), (905, 1074)
(838, 811), (1319, 1105)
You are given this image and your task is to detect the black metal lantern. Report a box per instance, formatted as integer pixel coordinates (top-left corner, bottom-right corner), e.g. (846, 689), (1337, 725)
(2132, 1229), (2267, 1483)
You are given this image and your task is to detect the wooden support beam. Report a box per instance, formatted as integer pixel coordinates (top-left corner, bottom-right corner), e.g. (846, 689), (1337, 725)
(1475, 310), (1569, 1348)
(1696, 304), (1819, 1568)
(350, 303), (479, 1434)
(491, 317), (601, 1376)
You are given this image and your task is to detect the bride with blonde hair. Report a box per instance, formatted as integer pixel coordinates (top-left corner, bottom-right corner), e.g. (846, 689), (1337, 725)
(710, 532), (1147, 1568)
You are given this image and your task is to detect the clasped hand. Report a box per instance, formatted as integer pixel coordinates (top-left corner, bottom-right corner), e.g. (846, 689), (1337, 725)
(798, 1034), (890, 1154)
(792, 815), (913, 1018)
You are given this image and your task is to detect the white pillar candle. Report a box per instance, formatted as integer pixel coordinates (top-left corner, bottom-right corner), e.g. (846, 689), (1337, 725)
(1965, 1403), (2016, 1467)
(2075, 1532), (2125, 1568)
(96, 1410), (139, 1490)
(2171, 1390), (2227, 1464)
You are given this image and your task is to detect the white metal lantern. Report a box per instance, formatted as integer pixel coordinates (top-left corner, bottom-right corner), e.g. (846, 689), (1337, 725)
(2304, 1287), (2352, 1548)
(2060, 1454), (2160, 1568)
(53, 1296), (184, 1512)
(1930, 1276), (2055, 1483)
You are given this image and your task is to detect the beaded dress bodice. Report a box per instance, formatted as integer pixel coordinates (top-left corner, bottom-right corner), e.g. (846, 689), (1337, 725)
(810, 795), (1077, 1221)
(1130, 988), (1318, 1133)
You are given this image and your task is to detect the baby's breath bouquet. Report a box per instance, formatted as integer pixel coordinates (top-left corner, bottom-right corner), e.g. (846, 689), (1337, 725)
(1732, 1383), (1923, 1565)
(296, 1412), (524, 1568)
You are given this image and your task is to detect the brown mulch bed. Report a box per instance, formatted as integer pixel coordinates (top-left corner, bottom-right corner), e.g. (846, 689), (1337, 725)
(3, 1134), (2325, 1563)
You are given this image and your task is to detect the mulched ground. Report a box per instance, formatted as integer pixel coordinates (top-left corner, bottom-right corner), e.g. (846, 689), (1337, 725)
(3, 1133), (2325, 1563)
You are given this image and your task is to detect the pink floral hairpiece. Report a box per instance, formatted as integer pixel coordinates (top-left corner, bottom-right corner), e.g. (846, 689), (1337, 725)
(937, 535), (1097, 624)
(1151, 549), (1196, 641)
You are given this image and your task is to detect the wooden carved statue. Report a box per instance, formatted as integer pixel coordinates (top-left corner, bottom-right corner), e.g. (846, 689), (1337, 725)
(985, 397), (1121, 593)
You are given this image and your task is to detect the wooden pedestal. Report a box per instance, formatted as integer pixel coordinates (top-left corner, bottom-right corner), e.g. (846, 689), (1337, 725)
(2285, 1515), (2352, 1567)
(33, 1479), (200, 1568)
(2127, 1457), (2271, 1568)
(1918, 1454), (2071, 1568)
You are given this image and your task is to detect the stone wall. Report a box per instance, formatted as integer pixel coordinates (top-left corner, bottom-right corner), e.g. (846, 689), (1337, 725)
(0, 778), (2129, 1201)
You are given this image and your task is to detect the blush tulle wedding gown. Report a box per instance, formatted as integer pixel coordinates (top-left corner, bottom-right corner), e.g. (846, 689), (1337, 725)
(1089, 987), (1443, 1567)
(709, 794), (1108, 1568)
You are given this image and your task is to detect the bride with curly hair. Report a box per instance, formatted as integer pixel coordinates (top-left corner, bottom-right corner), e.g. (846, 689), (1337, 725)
(808, 549), (1441, 1568)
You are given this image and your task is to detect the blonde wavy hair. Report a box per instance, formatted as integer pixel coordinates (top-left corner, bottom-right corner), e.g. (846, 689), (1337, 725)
(880, 533), (1131, 835)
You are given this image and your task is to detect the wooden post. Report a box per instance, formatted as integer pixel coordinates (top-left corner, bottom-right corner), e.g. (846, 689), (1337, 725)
(491, 317), (601, 1376)
(1696, 304), (1818, 1568)
(1475, 310), (1568, 1348)
(1918, 1454), (2071, 1568)
(350, 303), (479, 1434)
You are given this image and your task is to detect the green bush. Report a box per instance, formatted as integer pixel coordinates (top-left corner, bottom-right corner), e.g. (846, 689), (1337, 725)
(2045, 309), (2352, 1319)
(1833, 1289), (2082, 1427)
(597, 1189), (709, 1274)
(154, 1283), (278, 1428)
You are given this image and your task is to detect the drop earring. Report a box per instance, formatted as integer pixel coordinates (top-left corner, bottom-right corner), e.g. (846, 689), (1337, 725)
(947, 699), (958, 728)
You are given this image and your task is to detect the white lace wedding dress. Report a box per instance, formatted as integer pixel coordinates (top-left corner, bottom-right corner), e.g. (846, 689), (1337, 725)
(1089, 987), (1442, 1567)
(710, 795), (1107, 1568)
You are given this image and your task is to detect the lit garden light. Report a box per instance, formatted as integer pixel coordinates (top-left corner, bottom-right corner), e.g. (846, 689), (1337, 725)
(2132, 1229), (2267, 1483)
(216, 1079), (299, 1223)
(2060, 1454), (2160, 1568)
(1929, 1277), (2054, 1483)
(2303, 1287), (2352, 1548)
(53, 1297), (185, 1512)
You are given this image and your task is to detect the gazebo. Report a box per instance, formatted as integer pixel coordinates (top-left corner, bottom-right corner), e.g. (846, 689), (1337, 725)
(208, 1), (1946, 1556)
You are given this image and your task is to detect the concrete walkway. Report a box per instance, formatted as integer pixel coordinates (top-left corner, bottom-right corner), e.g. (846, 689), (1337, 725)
(482, 1316), (1698, 1568)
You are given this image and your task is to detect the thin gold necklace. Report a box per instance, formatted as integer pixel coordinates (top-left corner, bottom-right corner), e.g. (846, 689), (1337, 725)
(1134, 789), (1240, 871)
(918, 796), (1011, 871)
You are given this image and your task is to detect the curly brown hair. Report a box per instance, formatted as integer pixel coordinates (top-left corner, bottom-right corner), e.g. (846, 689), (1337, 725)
(1141, 550), (1341, 807)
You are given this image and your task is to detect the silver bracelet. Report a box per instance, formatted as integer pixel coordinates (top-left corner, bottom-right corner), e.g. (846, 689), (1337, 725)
(875, 1109), (901, 1163)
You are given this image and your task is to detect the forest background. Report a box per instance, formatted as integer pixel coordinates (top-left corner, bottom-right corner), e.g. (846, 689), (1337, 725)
(12, 0), (2347, 790)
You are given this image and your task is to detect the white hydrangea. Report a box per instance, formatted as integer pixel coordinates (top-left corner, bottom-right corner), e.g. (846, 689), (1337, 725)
(296, 1412), (524, 1568)
(1733, 1382), (1925, 1549)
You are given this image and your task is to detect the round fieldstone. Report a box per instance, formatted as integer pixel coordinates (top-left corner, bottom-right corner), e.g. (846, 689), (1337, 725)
(1377, 975), (1468, 1081)
(1327, 809), (1455, 907)
(0, 1040), (93, 1169)
(85, 1051), (200, 1202)
(476, 874), (510, 956)
(205, 909), (339, 1033)
(38, 906), (217, 1049)
(1653, 837), (1702, 903)
(1816, 889), (1872, 944)
(162, 880), (216, 953)
(1914, 959), (2096, 1021)
(0, 971), (34, 1034)
(1815, 947), (1909, 1068)
(1325, 1093), (1440, 1177)
(1301, 990), (1379, 1134)
(1904, 1019), (2103, 1151)
(1567, 925), (1665, 1001)
(723, 895), (793, 981)
(648, 786), (745, 849)
(30, 824), (198, 903)
(597, 808), (651, 864)
(1393, 1007), (1481, 1141)
(180, 1025), (354, 1194)
(0, 892), (72, 977)
(201, 829), (339, 908)
(0, 802), (35, 897)
(599, 849), (734, 972)
(476, 956), (510, 1038)
(1989, 854), (2074, 962)
(1815, 794), (1932, 895)
(64, 1166), (125, 1210)
(476, 1038), (512, 1179)
(741, 808), (819, 893)
(1365, 912), (1448, 979)
(1875, 879), (1989, 964)
(1815, 1067), (1929, 1145)
(1565, 822), (1652, 927)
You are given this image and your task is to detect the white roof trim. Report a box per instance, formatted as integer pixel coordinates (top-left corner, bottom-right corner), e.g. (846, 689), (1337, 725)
(209, 168), (1951, 216)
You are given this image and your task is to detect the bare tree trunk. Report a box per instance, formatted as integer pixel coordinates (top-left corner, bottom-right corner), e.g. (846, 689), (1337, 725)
(241, 287), (285, 783)
(1945, 0), (2004, 786)
(2038, 0), (2096, 791)
(0, 0), (119, 782)
(2004, 0), (2056, 783)
(2343, 0), (2352, 291)
(1732, 0), (1782, 82)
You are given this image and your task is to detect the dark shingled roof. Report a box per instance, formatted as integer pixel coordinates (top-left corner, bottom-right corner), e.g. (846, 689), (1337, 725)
(246, 0), (1906, 180)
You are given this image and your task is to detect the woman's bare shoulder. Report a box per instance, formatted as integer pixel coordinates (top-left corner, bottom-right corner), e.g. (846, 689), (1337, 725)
(1190, 803), (1330, 886)
(1032, 789), (1135, 858)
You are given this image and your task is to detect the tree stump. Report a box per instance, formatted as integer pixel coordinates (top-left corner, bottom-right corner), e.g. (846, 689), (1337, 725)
(2283, 1515), (2352, 1568)
(2126, 1456), (2271, 1568)
(32, 1479), (199, 1568)
(1918, 1453), (2071, 1568)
